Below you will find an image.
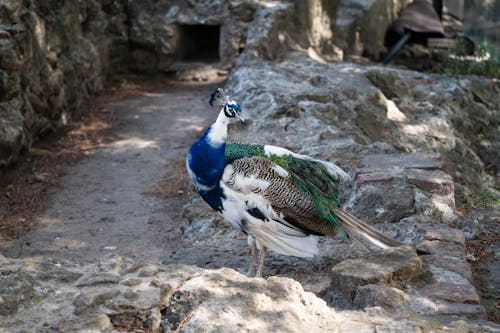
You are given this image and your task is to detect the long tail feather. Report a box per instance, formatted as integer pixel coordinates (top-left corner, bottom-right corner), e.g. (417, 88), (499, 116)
(246, 222), (319, 258)
(335, 209), (402, 251)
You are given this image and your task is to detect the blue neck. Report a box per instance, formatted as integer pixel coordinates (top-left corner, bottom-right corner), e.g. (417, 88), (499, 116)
(187, 129), (227, 211)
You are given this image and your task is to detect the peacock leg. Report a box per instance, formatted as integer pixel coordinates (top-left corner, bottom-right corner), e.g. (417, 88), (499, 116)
(255, 246), (267, 278)
(246, 237), (257, 277)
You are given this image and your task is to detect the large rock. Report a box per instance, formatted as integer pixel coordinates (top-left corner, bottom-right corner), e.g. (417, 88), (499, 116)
(353, 283), (410, 309)
(330, 246), (423, 298)
(0, 254), (498, 333)
(0, 269), (41, 316)
(227, 53), (499, 211)
(172, 51), (498, 324)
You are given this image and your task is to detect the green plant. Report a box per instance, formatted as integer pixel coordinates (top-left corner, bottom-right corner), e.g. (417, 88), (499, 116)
(475, 43), (489, 59)
(441, 41), (500, 78)
(473, 191), (499, 209)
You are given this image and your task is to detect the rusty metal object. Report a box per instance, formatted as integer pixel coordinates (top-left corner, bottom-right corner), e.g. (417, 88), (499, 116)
(383, 0), (446, 64)
(386, 0), (445, 44)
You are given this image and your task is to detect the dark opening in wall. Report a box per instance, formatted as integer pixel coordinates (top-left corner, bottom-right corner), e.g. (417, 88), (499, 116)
(178, 25), (220, 62)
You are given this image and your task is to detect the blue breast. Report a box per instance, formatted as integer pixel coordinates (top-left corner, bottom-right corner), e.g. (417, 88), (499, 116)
(187, 132), (227, 211)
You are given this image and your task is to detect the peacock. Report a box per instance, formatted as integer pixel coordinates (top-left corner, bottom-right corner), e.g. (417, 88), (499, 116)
(186, 88), (402, 277)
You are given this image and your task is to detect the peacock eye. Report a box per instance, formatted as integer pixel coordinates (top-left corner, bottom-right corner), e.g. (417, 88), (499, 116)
(223, 105), (235, 118)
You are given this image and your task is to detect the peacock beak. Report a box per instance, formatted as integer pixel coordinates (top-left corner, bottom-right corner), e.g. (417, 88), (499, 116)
(236, 112), (245, 122)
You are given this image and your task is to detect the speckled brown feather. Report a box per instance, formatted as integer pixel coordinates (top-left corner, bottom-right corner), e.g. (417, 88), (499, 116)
(224, 156), (334, 236)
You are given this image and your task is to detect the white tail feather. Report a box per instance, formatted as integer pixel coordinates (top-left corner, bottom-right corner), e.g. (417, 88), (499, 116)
(246, 222), (319, 258)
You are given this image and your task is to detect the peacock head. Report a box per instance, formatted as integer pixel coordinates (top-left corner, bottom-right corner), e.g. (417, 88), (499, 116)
(210, 88), (244, 122)
(209, 88), (227, 107)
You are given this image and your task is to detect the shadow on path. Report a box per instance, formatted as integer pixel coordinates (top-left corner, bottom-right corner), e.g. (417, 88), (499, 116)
(1, 78), (224, 264)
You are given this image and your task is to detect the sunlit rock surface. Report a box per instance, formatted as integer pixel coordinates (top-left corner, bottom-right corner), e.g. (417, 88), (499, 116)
(1, 254), (498, 333)
(1, 0), (499, 330)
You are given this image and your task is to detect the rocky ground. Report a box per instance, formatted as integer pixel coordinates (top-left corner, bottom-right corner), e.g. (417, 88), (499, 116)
(1, 0), (498, 331)
(0, 250), (496, 333)
(0, 64), (499, 331)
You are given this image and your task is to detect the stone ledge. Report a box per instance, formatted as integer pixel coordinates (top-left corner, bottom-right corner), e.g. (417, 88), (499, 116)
(436, 303), (487, 319)
(356, 171), (397, 184)
(1, 254), (498, 332)
(416, 240), (465, 260)
(353, 284), (409, 309)
(419, 282), (481, 304)
(330, 246), (422, 298)
(419, 224), (465, 246)
(407, 169), (454, 195)
(421, 255), (472, 282)
(76, 273), (121, 287)
(358, 154), (444, 173)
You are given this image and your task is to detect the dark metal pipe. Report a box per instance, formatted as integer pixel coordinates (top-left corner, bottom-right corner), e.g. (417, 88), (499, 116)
(382, 32), (413, 64)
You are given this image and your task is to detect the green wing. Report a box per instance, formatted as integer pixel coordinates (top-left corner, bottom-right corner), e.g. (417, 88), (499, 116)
(224, 143), (265, 163)
(287, 158), (347, 239)
(224, 143), (348, 239)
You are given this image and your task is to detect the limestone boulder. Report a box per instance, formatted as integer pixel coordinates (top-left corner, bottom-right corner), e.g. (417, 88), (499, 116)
(353, 284), (410, 309)
(227, 53), (498, 218)
(330, 246), (422, 298)
(1, 254), (498, 333)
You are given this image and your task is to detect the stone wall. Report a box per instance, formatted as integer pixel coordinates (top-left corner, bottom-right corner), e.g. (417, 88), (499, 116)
(293, 0), (411, 61)
(0, 0), (128, 168)
(127, 0), (257, 71)
(0, 0), (261, 170)
(241, 0), (412, 62)
(0, 0), (414, 171)
(1, 0), (494, 177)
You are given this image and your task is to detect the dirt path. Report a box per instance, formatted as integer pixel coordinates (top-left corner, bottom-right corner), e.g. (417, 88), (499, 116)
(3, 75), (497, 323)
(0, 75), (362, 301)
(0, 78), (224, 264)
